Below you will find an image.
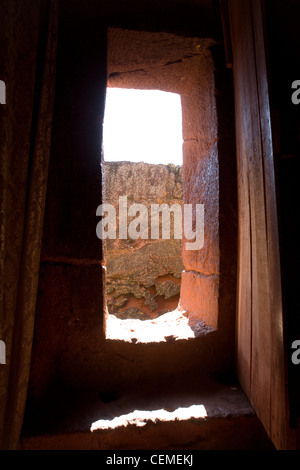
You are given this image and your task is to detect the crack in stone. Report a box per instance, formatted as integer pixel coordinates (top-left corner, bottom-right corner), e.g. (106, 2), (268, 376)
(183, 269), (219, 278)
(40, 256), (103, 266)
(163, 59), (183, 66)
(109, 68), (147, 78)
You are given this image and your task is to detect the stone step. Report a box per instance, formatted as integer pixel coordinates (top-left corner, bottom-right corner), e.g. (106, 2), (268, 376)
(21, 380), (274, 450)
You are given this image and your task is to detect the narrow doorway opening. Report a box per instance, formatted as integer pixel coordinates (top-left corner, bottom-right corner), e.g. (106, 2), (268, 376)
(99, 27), (220, 342)
(102, 87), (190, 342)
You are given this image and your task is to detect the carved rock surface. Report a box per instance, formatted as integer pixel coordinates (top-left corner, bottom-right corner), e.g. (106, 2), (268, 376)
(104, 161), (184, 319)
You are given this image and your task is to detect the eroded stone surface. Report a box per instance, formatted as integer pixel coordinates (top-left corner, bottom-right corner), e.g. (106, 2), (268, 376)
(104, 162), (184, 319)
(179, 270), (219, 330)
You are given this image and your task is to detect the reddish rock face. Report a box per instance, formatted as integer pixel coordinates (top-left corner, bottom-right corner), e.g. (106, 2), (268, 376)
(179, 271), (219, 331)
(103, 162), (184, 320)
(107, 28), (219, 330)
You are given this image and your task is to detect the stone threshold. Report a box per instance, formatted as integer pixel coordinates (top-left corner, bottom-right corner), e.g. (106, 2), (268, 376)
(104, 309), (215, 343)
(21, 380), (275, 450)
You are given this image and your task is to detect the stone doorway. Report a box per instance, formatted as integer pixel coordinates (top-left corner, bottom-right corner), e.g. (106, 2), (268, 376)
(102, 27), (219, 341)
(102, 88), (184, 323)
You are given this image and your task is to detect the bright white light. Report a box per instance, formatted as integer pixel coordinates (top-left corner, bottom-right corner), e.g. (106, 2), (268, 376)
(103, 88), (183, 165)
(105, 310), (196, 343)
(90, 404), (207, 431)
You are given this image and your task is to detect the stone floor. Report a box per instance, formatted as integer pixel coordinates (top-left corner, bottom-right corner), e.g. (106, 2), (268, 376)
(21, 378), (275, 450)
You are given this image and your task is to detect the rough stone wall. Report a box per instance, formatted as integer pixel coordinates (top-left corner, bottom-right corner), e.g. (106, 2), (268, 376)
(103, 161), (184, 319)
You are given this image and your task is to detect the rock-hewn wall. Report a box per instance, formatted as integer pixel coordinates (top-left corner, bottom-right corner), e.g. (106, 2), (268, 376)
(107, 27), (220, 331)
(103, 161), (184, 319)
(27, 23), (237, 407)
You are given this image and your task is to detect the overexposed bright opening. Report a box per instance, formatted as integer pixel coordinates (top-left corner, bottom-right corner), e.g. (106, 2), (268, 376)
(103, 88), (183, 165)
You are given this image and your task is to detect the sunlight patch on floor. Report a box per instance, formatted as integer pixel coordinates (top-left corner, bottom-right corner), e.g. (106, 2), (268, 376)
(104, 308), (196, 343)
(90, 404), (207, 431)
